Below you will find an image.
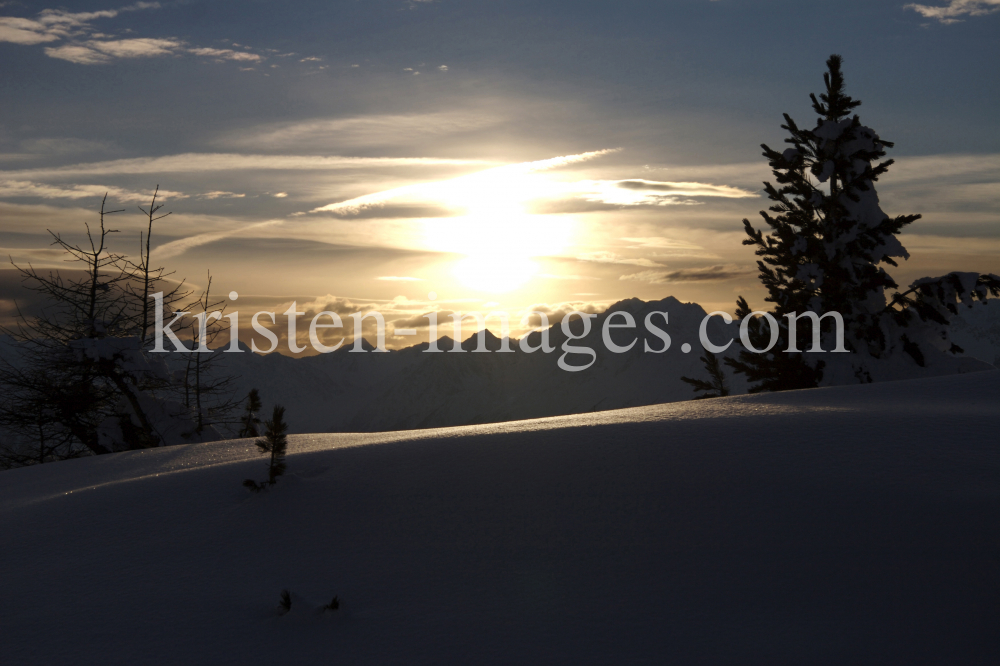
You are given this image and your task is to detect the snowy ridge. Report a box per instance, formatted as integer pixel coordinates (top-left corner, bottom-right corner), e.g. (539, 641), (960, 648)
(213, 296), (753, 433)
(2, 370), (998, 664)
(212, 295), (1000, 434)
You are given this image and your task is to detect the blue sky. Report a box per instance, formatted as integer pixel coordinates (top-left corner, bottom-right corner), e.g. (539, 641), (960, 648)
(1, 0), (998, 349)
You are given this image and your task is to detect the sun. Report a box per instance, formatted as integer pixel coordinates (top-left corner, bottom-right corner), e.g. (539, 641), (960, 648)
(422, 172), (573, 293)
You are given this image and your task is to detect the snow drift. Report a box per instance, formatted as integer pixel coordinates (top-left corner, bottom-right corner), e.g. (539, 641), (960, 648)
(2, 370), (997, 664)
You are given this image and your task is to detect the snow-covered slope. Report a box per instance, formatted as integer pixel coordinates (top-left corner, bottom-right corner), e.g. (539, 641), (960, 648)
(3, 371), (997, 665)
(951, 299), (1000, 368)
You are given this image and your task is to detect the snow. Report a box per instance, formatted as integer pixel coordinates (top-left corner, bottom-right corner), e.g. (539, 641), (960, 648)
(2, 370), (998, 664)
(204, 296), (753, 434)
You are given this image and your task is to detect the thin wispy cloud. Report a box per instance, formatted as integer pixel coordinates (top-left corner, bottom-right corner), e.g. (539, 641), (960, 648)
(0, 179), (186, 202)
(621, 237), (704, 250)
(307, 150), (760, 219)
(620, 264), (750, 284)
(46, 37), (180, 63)
(905, 0), (1000, 23)
(220, 111), (505, 151)
(309, 149), (620, 215)
(537, 273), (602, 281)
(576, 251), (662, 268)
(188, 47), (262, 62)
(884, 153), (1000, 182)
(0, 154), (491, 179)
(201, 191), (245, 200)
(154, 220), (282, 260)
(576, 179), (757, 206)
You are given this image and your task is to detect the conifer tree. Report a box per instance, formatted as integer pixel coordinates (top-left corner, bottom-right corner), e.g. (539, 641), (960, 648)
(243, 405), (288, 491)
(680, 351), (730, 399)
(723, 54), (999, 392)
(238, 388), (263, 438)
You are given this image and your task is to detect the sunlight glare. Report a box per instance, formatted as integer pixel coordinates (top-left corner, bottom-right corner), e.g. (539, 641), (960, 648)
(423, 171), (574, 293)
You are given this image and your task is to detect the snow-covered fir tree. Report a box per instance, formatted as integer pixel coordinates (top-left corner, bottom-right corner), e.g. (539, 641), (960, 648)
(726, 54), (999, 392)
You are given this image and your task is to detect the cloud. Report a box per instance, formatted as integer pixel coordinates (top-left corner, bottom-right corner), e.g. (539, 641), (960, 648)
(189, 47), (262, 62)
(219, 111), (504, 151)
(884, 153), (1000, 182)
(200, 191), (244, 199)
(235, 294), (384, 353)
(43, 44), (112, 64)
(376, 276), (424, 282)
(619, 264), (751, 284)
(0, 17), (63, 44)
(575, 179), (757, 207)
(0, 179), (186, 202)
(89, 37), (179, 57)
(621, 237), (704, 250)
(905, 0), (1000, 23)
(46, 39), (267, 65)
(390, 311), (455, 329)
(311, 156), (757, 220)
(518, 301), (609, 328)
(309, 149), (618, 215)
(284, 294), (376, 318)
(154, 220), (282, 260)
(0, 154), (490, 180)
(1, 4), (270, 65)
(537, 273), (601, 281)
(0, 5), (154, 46)
(0, 246), (75, 266)
(575, 251), (662, 268)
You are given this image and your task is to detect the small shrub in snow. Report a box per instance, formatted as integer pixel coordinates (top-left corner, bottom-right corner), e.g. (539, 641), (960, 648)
(277, 589), (292, 615)
(243, 405), (288, 491)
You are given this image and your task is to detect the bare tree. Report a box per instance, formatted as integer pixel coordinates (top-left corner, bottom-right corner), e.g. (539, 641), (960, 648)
(125, 185), (188, 345)
(178, 271), (237, 436)
(0, 190), (239, 466)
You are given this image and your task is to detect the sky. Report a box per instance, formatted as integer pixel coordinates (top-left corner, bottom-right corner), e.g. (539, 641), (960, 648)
(1, 0), (998, 351)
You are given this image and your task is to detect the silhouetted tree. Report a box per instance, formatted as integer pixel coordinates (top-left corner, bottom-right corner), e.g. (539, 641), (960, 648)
(176, 271), (236, 436)
(0, 190), (238, 465)
(680, 350), (730, 399)
(724, 54), (998, 393)
(124, 185), (188, 345)
(243, 405), (288, 491)
(0, 196), (159, 452)
(238, 388), (263, 437)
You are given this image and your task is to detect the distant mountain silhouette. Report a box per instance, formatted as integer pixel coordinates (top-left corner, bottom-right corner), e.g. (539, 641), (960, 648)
(213, 296), (740, 432)
(214, 295), (998, 434)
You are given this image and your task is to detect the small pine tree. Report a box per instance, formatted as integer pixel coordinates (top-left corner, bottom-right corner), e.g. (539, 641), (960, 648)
(277, 589), (292, 614)
(238, 388), (263, 438)
(680, 351), (731, 399)
(243, 404), (288, 491)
